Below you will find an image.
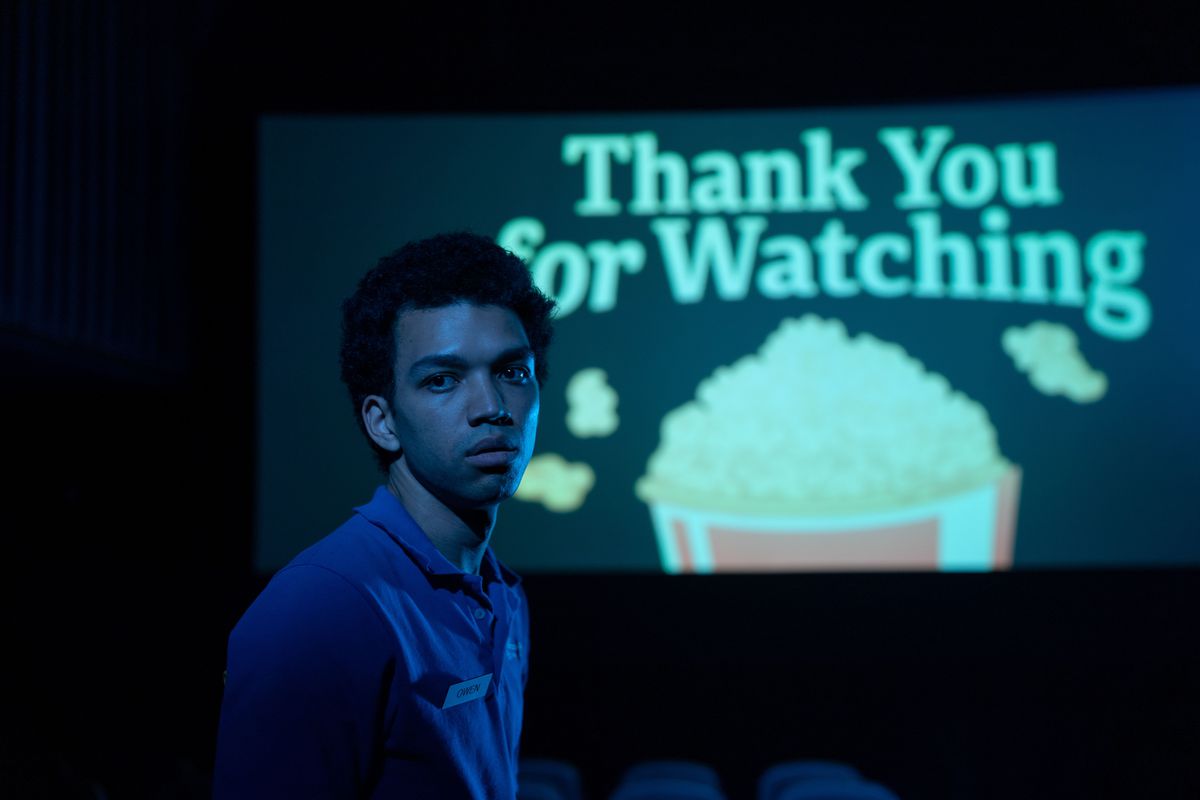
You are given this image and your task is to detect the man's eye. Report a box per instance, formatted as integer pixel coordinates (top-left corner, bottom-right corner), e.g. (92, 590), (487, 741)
(424, 374), (458, 391)
(500, 366), (531, 383)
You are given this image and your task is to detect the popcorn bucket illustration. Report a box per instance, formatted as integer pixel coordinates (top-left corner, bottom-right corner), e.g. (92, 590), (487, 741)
(645, 467), (1021, 573)
(636, 316), (1023, 573)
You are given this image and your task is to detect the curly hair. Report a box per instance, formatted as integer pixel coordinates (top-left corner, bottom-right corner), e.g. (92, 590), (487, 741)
(340, 231), (556, 472)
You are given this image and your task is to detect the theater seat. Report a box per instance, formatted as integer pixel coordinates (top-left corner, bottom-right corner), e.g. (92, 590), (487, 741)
(609, 777), (728, 800)
(758, 760), (862, 800)
(521, 783), (572, 800)
(620, 760), (722, 787)
(775, 778), (900, 800)
(519, 758), (584, 800)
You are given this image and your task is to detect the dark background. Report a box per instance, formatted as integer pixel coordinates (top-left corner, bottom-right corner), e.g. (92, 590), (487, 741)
(3, 1), (1198, 798)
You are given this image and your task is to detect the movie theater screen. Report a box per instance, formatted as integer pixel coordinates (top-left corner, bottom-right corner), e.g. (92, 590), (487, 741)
(256, 88), (1200, 573)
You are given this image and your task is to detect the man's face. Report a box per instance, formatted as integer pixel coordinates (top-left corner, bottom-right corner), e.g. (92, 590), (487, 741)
(387, 303), (539, 511)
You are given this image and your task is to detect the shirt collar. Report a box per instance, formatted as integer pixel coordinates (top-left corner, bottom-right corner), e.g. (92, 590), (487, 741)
(354, 485), (522, 588)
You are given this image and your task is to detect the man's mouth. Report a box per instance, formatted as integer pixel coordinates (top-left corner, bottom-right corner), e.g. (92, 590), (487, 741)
(466, 437), (519, 468)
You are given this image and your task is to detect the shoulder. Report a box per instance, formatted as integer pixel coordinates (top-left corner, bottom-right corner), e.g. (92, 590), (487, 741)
(230, 562), (391, 661)
(255, 513), (381, 615)
(230, 509), (421, 658)
(288, 511), (390, 581)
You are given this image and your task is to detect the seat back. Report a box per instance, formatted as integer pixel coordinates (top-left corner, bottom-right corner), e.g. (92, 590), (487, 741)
(519, 758), (584, 800)
(759, 760), (862, 800)
(776, 778), (900, 800)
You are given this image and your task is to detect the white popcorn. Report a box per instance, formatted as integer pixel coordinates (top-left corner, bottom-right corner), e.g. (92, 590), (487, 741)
(565, 367), (620, 438)
(636, 315), (1010, 514)
(515, 453), (596, 513)
(1002, 321), (1107, 403)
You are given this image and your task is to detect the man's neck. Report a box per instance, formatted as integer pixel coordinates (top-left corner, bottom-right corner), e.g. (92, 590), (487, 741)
(386, 463), (496, 575)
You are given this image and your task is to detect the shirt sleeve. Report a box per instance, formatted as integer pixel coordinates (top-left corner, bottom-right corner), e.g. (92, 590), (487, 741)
(213, 565), (395, 798)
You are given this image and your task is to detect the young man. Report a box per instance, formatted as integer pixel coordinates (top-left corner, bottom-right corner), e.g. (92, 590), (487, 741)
(214, 232), (555, 798)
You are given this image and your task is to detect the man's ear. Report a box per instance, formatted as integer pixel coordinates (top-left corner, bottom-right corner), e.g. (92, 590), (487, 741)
(362, 394), (402, 455)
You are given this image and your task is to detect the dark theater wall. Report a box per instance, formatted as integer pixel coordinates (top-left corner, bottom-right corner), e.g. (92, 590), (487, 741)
(3, 2), (1198, 798)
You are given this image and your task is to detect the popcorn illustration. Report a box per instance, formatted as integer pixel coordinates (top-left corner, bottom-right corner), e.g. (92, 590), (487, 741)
(1002, 321), (1107, 403)
(635, 315), (1021, 573)
(565, 368), (619, 438)
(516, 453), (596, 513)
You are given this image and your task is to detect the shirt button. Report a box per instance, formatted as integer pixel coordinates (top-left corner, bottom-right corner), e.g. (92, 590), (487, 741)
(474, 608), (487, 620)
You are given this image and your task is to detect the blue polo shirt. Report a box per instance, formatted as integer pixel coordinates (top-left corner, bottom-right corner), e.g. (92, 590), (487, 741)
(214, 486), (529, 799)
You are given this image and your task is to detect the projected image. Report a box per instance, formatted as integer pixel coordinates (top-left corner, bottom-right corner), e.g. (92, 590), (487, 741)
(1003, 321), (1107, 403)
(516, 454), (596, 513)
(635, 316), (1020, 572)
(564, 368), (620, 438)
(257, 88), (1200, 573)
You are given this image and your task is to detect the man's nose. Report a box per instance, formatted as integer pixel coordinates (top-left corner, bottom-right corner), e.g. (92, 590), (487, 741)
(467, 375), (511, 426)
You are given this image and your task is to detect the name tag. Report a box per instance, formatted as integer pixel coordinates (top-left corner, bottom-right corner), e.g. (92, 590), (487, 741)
(442, 673), (492, 709)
